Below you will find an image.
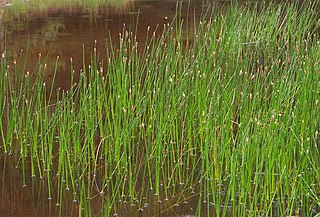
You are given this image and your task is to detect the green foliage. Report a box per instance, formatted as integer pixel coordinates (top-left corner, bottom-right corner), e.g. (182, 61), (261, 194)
(1, 1), (320, 216)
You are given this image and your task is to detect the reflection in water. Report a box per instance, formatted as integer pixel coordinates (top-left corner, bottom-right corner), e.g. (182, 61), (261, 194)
(0, 155), (80, 217)
(4, 0), (200, 91)
(2, 1), (308, 216)
(0, 8), (3, 55)
(30, 19), (66, 45)
(0, 156), (201, 217)
(0, 2), (204, 216)
(0, 155), (217, 217)
(0, 28), (3, 55)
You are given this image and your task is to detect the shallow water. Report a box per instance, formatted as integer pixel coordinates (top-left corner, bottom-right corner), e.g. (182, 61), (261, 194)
(2, 0), (206, 90)
(0, 154), (233, 216)
(0, 0), (269, 216)
(1, 2), (211, 216)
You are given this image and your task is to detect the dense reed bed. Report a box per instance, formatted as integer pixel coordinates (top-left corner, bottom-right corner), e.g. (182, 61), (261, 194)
(2, 0), (132, 18)
(1, 1), (320, 216)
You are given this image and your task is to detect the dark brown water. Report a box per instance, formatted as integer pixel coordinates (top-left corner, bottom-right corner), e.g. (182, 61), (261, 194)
(0, 1), (209, 216)
(0, 1), (257, 216)
(2, 0), (207, 90)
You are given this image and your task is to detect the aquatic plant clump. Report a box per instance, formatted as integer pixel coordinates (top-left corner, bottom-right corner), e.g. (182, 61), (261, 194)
(2, 0), (133, 17)
(1, 1), (320, 216)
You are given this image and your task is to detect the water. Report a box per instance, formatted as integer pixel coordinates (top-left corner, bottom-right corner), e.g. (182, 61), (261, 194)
(0, 1), (210, 216)
(1, 0), (205, 90)
(0, 0), (271, 216)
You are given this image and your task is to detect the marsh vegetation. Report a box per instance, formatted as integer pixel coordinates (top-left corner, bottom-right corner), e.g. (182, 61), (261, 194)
(1, 0), (320, 216)
(3, 0), (133, 15)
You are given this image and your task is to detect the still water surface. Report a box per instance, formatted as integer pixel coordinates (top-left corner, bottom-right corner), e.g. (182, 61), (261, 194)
(2, 0), (206, 90)
(0, 1), (253, 216)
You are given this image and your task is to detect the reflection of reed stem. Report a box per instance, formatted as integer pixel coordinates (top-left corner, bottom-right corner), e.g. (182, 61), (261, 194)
(0, 27), (3, 57)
